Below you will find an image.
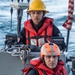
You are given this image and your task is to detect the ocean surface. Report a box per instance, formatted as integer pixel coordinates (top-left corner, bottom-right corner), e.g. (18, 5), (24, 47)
(0, 0), (75, 55)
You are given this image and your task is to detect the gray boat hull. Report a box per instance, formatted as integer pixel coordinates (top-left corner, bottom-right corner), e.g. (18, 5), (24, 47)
(0, 52), (23, 75)
(0, 51), (71, 75)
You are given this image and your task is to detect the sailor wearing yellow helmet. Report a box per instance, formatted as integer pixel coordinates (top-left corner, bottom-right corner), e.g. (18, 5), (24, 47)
(22, 42), (66, 75)
(18, 0), (62, 47)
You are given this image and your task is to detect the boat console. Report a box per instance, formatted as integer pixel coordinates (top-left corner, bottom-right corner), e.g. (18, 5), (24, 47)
(5, 33), (66, 51)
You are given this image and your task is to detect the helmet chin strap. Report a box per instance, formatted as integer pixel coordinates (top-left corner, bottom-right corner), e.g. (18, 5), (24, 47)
(42, 56), (46, 65)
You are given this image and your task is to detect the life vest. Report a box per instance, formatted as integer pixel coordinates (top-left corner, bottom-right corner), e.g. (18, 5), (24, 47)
(24, 17), (53, 47)
(22, 57), (66, 75)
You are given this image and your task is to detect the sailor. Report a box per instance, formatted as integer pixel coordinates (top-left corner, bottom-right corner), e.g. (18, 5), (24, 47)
(18, 0), (62, 47)
(22, 42), (67, 75)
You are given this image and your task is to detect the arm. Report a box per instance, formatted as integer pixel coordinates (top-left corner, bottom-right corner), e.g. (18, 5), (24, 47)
(52, 25), (62, 37)
(18, 28), (26, 44)
(52, 25), (66, 51)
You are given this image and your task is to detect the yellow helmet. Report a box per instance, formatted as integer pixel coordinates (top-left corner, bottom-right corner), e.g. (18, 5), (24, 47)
(41, 42), (60, 57)
(27, 0), (49, 13)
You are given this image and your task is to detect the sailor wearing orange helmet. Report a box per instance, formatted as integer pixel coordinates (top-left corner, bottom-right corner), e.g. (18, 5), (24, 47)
(22, 42), (66, 75)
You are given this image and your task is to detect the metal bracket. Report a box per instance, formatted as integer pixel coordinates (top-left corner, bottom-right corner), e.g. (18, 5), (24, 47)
(10, 2), (29, 10)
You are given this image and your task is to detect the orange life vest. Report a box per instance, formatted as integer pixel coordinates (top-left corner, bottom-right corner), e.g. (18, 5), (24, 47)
(22, 57), (66, 75)
(24, 17), (53, 47)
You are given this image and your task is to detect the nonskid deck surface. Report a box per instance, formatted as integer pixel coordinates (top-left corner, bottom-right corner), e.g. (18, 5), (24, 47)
(0, 52), (23, 75)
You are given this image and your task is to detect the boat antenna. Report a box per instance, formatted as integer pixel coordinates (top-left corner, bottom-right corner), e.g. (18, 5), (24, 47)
(17, 0), (22, 37)
(10, 0), (13, 31)
(27, 0), (30, 20)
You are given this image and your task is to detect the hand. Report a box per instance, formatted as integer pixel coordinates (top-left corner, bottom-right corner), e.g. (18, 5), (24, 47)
(20, 45), (30, 51)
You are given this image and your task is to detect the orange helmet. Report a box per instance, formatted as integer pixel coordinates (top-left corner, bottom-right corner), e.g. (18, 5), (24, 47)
(41, 42), (60, 57)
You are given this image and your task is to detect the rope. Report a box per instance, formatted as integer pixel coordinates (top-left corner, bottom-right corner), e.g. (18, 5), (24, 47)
(63, 0), (74, 30)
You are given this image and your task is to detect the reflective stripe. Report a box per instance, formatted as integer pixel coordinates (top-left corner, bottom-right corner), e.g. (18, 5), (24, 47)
(30, 39), (37, 45)
(54, 47), (60, 56)
(41, 44), (60, 56)
(38, 38), (45, 47)
(42, 46), (50, 55)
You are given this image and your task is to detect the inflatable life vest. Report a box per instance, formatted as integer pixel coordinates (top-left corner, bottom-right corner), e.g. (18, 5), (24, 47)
(24, 17), (53, 47)
(22, 57), (66, 75)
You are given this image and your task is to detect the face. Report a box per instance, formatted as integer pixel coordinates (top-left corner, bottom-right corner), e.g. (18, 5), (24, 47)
(44, 55), (58, 69)
(29, 11), (44, 25)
